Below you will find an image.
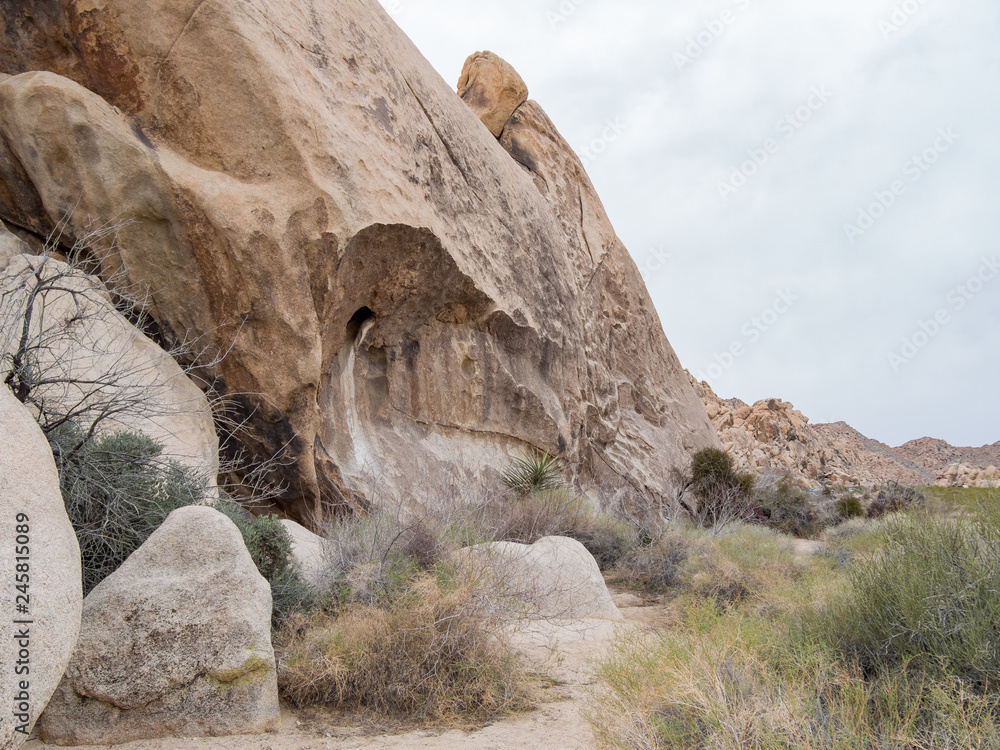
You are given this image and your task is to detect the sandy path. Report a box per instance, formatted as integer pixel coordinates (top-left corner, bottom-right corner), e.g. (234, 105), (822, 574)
(26, 592), (660, 750)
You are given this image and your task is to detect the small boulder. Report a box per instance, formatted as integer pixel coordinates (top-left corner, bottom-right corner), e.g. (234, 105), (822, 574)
(38, 505), (279, 746)
(0, 385), (82, 750)
(459, 536), (622, 622)
(0, 219), (29, 270)
(281, 519), (329, 590)
(457, 51), (529, 137)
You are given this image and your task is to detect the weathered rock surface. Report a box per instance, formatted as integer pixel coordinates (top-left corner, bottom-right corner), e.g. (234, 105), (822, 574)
(0, 3), (717, 525)
(0, 386), (81, 750)
(281, 519), (329, 590)
(692, 375), (933, 488)
(39, 506), (278, 746)
(0, 217), (29, 270)
(457, 51), (529, 137)
(0, 255), (219, 481)
(459, 536), (622, 622)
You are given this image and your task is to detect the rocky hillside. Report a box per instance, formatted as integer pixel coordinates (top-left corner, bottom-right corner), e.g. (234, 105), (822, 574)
(0, 0), (718, 525)
(810, 422), (932, 487)
(895, 438), (1000, 475)
(690, 376), (997, 488)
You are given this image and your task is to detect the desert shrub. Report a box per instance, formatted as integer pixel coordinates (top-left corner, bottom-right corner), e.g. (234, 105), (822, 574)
(757, 476), (828, 537)
(866, 481), (924, 519)
(686, 449), (760, 530)
(276, 574), (534, 725)
(590, 608), (1000, 750)
(503, 449), (564, 494)
(50, 424), (206, 595)
(810, 511), (1000, 689)
(575, 515), (638, 570)
(691, 476), (763, 530)
(614, 532), (690, 591)
(836, 493), (865, 520)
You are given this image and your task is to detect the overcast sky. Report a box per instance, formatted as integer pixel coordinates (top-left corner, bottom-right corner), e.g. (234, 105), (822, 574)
(379, 0), (999, 449)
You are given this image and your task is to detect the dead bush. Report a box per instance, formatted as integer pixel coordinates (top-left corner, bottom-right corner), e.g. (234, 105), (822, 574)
(275, 575), (534, 725)
(614, 533), (691, 591)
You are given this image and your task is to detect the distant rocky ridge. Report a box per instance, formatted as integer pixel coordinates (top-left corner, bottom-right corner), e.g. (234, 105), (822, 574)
(691, 375), (998, 489)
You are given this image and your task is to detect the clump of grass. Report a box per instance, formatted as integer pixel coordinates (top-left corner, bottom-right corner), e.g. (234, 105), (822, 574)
(276, 574), (534, 725)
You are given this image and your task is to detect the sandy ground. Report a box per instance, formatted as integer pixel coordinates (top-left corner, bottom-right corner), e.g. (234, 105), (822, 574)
(25, 591), (665, 750)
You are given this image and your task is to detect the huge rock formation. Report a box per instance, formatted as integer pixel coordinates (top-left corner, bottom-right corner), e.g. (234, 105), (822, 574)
(0, 1), (717, 525)
(39, 506), (279, 745)
(0, 385), (82, 750)
(0, 255), (219, 481)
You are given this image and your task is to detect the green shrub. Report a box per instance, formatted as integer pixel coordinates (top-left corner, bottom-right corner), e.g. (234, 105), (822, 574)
(687, 449), (760, 529)
(836, 493), (865, 520)
(503, 449), (565, 494)
(50, 425), (206, 596)
(810, 510), (1000, 689)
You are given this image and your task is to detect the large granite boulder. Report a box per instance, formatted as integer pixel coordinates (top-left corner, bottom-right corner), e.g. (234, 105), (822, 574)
(0, 255), (219, 481)
(0, 0), (718, 526)
(38, 505), (279, 746)
(0, 386), (82, 750)
(459, 536), (622, 622)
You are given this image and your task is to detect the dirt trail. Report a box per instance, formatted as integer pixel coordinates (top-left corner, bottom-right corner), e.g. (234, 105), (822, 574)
(26, 592), (661, 750)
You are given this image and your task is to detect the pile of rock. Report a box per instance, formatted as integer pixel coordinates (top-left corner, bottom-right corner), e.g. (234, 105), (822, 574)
(935, 464), (1000, 489)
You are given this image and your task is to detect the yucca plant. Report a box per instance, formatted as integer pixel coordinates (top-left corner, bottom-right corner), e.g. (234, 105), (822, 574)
(503, 449), (565, 494)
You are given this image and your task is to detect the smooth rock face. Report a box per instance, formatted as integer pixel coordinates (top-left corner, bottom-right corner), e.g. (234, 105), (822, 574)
(281, 519), (329, 590)
(0, 255), (219, 482)
(457, 51), (529, 137)
(460, 536), (622, 622)
(0, 386), (82, 750)
(38, 506), (278, 746)
(0, 218), (28, 270)
(0, 1), (718, 525)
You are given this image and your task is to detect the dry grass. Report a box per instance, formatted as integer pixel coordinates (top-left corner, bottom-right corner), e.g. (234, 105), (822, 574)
(590, 503), (1000, 750)
(276, 574), (535, 726)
